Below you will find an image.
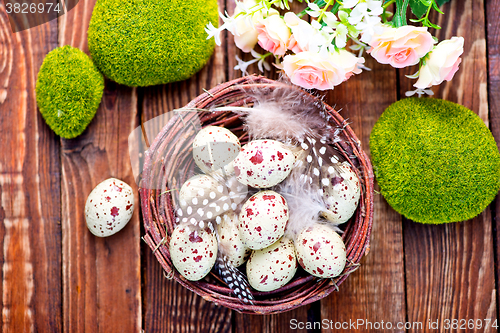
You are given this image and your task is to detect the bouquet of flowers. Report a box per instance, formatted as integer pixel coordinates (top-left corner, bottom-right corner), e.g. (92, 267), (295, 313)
(205, 0), (463, 96)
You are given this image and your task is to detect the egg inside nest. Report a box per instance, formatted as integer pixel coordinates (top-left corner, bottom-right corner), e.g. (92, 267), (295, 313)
(163, 102), (360, 297)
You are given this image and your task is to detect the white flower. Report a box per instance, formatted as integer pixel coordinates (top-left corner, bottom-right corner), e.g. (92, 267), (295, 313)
(405, 88), (434, 97)
(307, 3), (322, 17)
(251, 49), (272, 72)
(341, 0), (359, 9)
(234, 55), (258, 75)
(205, 21), (224, 46)
(348, 0), (383, 42)
(234, 50), (271, 75)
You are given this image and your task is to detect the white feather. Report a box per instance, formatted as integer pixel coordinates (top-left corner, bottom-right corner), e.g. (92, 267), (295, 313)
(241, 85), (332, 142)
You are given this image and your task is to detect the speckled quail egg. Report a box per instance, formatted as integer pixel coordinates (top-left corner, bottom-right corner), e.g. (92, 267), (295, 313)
(85, 178), (134, 237)
(233, 140), (295, 188)
(216, 211), (251, 267)
(238, 190), (289, 250)
(169, 225), (218, 281)
(295, 224), (346, 278)
(192, 126), (240, 174)
(246, 237), (297, 292)
(320, 161), (361, 225)
(177, 174), (247, 228)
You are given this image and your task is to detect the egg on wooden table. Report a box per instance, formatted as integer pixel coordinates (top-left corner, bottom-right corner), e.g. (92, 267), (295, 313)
(320, 161), (361, 225)
(169, 225), (218, 281)
(294, 224), (346, 278)
(192, 125), (240, 174)
(85, 178), (134, 237)
(246, 237), (297, 292)
(233, 140), (295, 188)
(238, 190), (289, 250)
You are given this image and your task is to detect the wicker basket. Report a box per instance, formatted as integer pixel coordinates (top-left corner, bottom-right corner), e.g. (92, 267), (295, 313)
(140, 75), (374, 314)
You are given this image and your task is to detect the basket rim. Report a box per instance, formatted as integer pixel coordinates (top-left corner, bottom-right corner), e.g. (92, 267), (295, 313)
(140, 75), (374, 314)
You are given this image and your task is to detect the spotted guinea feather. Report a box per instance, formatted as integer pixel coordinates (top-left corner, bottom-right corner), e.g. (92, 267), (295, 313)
(278, 135), (350, 239)
(175, 174), (248, 231)
(215, 253), (254, 304)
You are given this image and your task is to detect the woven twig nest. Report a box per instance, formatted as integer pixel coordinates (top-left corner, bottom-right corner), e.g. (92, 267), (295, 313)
(140, 75), (374, 314)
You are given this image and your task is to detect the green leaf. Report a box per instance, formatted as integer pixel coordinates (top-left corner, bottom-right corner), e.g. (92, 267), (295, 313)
(436, 0), (451, 6)
(409, 0), (428, 18)
(394, 0), (410, 27)
(330, 2), (340, 15)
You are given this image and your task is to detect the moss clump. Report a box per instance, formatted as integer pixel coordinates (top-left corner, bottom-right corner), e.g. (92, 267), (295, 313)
(370, 98), (500, 224)
(36, 46), (104, 139)
(87, 0), (218, 87)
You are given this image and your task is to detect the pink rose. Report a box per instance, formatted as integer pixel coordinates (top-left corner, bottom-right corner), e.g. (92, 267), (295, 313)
(414, 37), (464, 89)
(231, 0), (271, 53)
(283, 12), (314, 53)
(368, 25), (435, 68)
(283, 50), (363, 90)
(255, 15), (291, 56)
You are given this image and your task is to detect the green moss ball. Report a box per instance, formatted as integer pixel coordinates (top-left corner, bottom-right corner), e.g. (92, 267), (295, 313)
(87, 0), (218, 87)
(370, 98), (500, 224)
(36, 46), (104, 139)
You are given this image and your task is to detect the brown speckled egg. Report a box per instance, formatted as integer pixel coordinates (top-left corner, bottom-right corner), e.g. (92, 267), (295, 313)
(246, 237), (297, 292)
(169, 225), (218, 281)
(295, 224), (346, 278)
(193, 126), (240, 174)
(321, 161), (361, 225)
(233, 140), (295, 188)
(216, 211), (251, 267)
(85, 178), (134, 237)
(238, 190), (289, 250)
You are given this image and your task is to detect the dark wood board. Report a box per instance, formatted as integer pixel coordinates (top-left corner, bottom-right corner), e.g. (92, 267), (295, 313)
(399, 1), (497, 332)
(320, 55), (407, 332)
(58, 0), (142, 332)
(487, 0), (500, 330)
(0, 0), (499, 332)
(141, 1), (232, 332)
(0, 6), (61, 333)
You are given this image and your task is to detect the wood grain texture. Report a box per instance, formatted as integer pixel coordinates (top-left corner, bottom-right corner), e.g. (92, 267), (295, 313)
(0, 5), (62, 333)
(227, 0), (315, 330)
(399, 1), (497, 332)
(141, 0), (232, 331)
(319, 56), (406, 332)
(486, 0), (500, 327)
(59, 0), (142, 332)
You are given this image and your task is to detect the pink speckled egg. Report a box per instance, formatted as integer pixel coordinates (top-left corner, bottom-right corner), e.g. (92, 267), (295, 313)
(246, 237), (297, 292)
(169, 225), (218, 281)
(192, 126), (240, 174)
(177, 174), (248, 229)
(233, 140), (295, 188)
(320, 161), (361, 225)
(216, 212), (251, 267)
(238, 190), (288, 250)
(85, 178), (134, 237)
(295, 224), (346, 278)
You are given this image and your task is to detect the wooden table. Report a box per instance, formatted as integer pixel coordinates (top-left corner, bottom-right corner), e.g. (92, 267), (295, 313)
(0, 0), (499, 332)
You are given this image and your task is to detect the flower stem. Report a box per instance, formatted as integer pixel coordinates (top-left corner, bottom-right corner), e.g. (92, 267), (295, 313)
(317, 0), (334, 23)
(383, 0), (396, 9)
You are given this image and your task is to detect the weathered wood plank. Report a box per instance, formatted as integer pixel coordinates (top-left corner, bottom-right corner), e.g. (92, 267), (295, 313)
(399, 1), (497, 332)
(141, 0), (232, 331)
(486, 0), (500, 329)
(319, 55), (406, 332)
(227, 0), (316, 329)
(59, 1), (142, 331)
(0, 6), (62, 332)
